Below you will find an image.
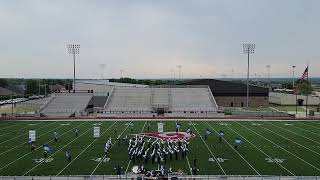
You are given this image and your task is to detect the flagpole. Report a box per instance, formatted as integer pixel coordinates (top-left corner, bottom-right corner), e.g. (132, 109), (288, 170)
(306, 68), (309, 117)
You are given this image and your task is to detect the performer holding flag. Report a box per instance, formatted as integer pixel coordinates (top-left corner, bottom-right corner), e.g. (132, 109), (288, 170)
(66, 149), (72, 162)
(53, 131), (58, 143)
(205, 129), (212, 140)
(176, 122), (181, 133)
(43, 144), (54, 158)
(219, 130), (225, 143)
(234, 137), (242, 149)
(75, 128), (79, 137)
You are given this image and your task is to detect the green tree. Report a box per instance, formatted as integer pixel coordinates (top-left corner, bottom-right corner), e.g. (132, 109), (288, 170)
(26, 79), (39, 95)
(0, 79), (8, 87)
(298, 81), (313, 95)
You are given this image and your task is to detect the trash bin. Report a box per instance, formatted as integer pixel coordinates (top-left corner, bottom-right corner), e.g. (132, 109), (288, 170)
(309, 110), (315, 116)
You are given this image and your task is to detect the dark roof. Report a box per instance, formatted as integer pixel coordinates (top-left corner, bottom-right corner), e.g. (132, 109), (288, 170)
(0, 87), (17, 96)
(178, 79), (269, 96)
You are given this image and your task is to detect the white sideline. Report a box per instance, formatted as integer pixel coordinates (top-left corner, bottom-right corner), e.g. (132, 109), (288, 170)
(23, 121), (90, 176)
(0, 121), (66, 157)
(56, 121), (117, 175)
(221, 122), (295, 175)
(89, 122), (130, 176)
(124, 120), (147, 175)
(259, 123), (320, 157)
(236, 122), (320, 172)
(205, 122), (260, 175)
(190, 121), (226, 175)
(267, 122), (320, 146)
(0, 121), (82, 171)
(0, 121), (55, 146)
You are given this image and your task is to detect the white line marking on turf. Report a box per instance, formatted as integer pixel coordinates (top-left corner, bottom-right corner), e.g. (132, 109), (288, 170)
(23, 121), (90, 176)
(124, 120), (147, 175)
(224, 122), (295, 175)
(0, 121), (67, 157)
(0, 121), (55, 145)
(205, 122), (260, 175)
(0, 121), (83, 171)
(0, 122), (43, 138)
(190, 121), (226, 175)
(236, 122), (320, 172)
(186, 155), (193, 176)
(174, 120), (193, 175)
(56, 121), (117, 176)
(298, 122), (320, 132)
(0, 122), (28, 132)
(90, 122), (130, 176)
(267, 122), (320, 145)
(259, 123), (320, 157)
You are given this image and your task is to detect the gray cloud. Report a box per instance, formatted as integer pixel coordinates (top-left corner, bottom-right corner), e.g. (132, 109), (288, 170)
(0, 0), (319, 79)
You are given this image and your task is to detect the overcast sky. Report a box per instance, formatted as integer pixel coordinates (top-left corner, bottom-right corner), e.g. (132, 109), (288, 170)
(0, 0), (319, 79)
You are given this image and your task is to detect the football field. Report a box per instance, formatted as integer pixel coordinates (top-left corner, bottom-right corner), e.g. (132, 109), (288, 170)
(1, 119), (320, 176)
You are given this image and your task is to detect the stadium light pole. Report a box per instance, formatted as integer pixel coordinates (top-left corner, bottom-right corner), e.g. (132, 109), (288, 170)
(266, 65), (271, 90)
(292, 65), (296, 88)
(243, 43), (255, 108)
(177, 65), (182, 80)
(67, 44), (80, 92)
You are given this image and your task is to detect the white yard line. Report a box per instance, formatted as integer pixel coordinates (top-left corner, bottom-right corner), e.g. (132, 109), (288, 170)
(186, 155), (193, 176)
(303, 121), (320, 130)
(22, 121), (90, 176)
(223, 122), (295, 176)
(124, 120), (147, 175)
(295, 122), (320, 137)
(0, 121), (55, 145)
(190, 121), (226, 175)
(0, 122), (45, 138)
(174, 120), (193, 176)
(236, 122), (320, 172)
(259, 124), (320, 157)
(267, 122), (320, 145)
(0, 121), (84, 171)
(0, 122), (29, 134)
(56, 121), (117, 176)
(0, 121), (67, 157)
(205, 122), (260, 175)
(90, 122), (130, 176)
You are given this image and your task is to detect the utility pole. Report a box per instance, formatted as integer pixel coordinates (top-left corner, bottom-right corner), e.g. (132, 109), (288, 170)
(177, 65), (182, 80)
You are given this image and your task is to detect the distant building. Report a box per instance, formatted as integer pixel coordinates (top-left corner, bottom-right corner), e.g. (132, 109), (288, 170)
(178, 79), (269, 107)
(0, 87), (17, 96)
(269, 92), (320, 105)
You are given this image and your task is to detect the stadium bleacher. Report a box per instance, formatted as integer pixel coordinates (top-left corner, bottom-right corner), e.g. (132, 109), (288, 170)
(102, 86), (219, 116)
(40, 93), (93, 117)
(105, 87), (152, 112)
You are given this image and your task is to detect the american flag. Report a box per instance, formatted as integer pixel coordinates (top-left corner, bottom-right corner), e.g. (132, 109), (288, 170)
(293, 67), (308, 94)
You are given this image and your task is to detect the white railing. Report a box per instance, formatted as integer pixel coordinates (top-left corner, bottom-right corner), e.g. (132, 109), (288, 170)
(39, 94), (56, 113)
(103, 86), (115, 109)
(207, 85), (219, 110)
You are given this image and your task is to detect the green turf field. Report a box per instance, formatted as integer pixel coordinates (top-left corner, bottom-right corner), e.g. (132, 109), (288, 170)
(1, 120), (320, 176)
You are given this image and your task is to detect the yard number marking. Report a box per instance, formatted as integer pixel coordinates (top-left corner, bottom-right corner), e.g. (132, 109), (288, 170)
(33, 158), (54, 163)
(219, 123), (230, 126)
(208, 157), (228, 163)
(265, 158), (285, 163)
(91, 157), (110, 163)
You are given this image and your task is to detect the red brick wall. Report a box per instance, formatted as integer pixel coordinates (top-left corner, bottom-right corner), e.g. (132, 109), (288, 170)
(215, 96), (269, 107)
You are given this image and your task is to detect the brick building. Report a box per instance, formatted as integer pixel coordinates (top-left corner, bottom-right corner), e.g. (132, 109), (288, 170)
(179, 79), (269, 107)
